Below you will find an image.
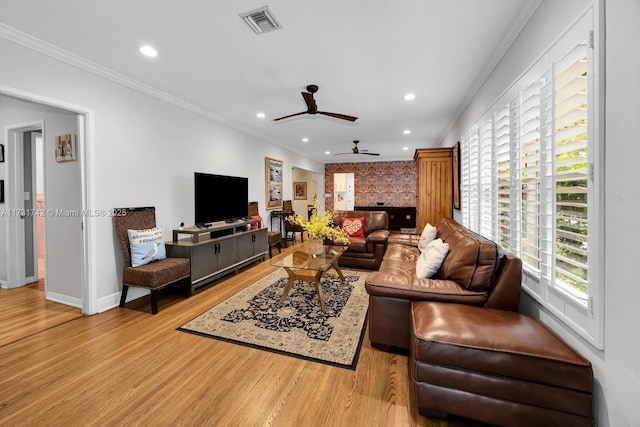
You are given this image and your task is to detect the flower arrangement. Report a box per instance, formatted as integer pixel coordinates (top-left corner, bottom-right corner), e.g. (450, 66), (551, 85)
(287, 199), (350, 244)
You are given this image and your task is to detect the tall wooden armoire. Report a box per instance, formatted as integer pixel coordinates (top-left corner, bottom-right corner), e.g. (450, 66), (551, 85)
(414, 148), (453, 231)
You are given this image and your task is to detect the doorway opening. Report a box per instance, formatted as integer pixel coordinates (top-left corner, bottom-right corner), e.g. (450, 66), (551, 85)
(1, 87), (95, 315)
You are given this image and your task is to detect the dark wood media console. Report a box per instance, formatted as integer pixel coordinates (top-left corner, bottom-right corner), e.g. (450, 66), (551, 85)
(354, 206), (416, 230)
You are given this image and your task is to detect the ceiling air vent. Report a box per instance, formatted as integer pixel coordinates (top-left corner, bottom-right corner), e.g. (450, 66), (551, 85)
(239, 6), (282, 34)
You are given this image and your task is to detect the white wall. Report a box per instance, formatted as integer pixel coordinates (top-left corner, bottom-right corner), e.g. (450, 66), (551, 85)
(439, 0), (640, 425)
(291, 167), (318, 216)
(0, 36), (323, 311)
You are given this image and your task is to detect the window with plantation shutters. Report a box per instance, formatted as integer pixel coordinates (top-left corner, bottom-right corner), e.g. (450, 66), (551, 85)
(519, 79), (542, 271)
(458, 8), (602, 348)
(468, 129), (480, 234)
(495, 104), (512, 252)
(479, 121), (495, 240)
(460, 132), (471, 228)
(554, 42), (589, 296)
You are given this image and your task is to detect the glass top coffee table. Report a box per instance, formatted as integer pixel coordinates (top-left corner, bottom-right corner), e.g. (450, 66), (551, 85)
(271, 242), (348, 313)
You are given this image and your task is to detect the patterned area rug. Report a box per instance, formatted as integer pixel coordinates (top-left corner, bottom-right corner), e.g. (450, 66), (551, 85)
(178, 268), (369, 369)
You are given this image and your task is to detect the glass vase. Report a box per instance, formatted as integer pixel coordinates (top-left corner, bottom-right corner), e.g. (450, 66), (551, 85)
(308, 236), (324, 255)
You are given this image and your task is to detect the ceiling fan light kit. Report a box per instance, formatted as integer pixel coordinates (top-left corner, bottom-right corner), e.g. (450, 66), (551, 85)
(273, 84), (358, 122)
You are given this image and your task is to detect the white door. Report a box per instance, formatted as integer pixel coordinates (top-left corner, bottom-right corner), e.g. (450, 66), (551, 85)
(6, 122), (41, 288)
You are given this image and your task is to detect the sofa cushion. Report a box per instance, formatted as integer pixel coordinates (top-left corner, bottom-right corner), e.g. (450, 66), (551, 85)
(388, 233), (420, 247)
(435, 217), (463, 242)
(411, 302), (594, 393)
(341, 217), (365, 237)
(436, 219), (499, 292)
(416, 238), (449, 278)
(366, 265), (488, 304)
(383, 243), (421, 263)
(418, 223), (437, 252)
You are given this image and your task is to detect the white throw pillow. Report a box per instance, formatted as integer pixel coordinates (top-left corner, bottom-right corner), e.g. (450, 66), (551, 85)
(415, 238), (449, 279)
(418, 223), (437, 252)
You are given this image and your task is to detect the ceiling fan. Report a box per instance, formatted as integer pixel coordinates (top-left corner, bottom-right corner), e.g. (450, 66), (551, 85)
(335, 140), (380, 156)
(273, 84), (358, 122)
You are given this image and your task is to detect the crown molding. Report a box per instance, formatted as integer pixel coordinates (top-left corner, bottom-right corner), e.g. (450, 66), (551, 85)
(436, 0), (544, 146)
(0, 23), (280, 145)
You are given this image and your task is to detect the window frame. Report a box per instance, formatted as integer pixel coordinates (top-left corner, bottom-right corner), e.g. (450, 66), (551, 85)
(459, 7), (603, 349)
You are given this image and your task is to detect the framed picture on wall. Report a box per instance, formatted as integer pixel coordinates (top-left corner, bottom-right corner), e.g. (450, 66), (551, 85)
(294, 182), (307, 200)
(0, 144), (4, 162)
(453, 141), (460, 209)
(54, 134), (77, 162)
(0, 180), (4, 203)
(265, 157), (283, 210)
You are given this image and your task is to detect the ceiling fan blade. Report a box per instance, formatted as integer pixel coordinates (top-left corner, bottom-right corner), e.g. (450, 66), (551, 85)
(272, 111), (308, 121)
(302, 92), (317, 111)
(317, 111), (358, 122)
(362, 152), (380, 156)
(334, 152), (353, 155)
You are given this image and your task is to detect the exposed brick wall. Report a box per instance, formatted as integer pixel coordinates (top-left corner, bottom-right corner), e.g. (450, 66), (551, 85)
(324, 161), (416, 211)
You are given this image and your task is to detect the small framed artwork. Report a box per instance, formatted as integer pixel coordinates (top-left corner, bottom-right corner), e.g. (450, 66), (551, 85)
(294, 182), (307, 200)
(453, 141), (460, 209)
(265, 157), (283, 210)
(0, 144), (4, 162)
(0, 180), (4, 203)
(55, 134), (77, 162)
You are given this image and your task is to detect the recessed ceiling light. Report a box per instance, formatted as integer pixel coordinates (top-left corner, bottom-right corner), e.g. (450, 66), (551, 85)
(403, 130), (411, 135)
(139, 45), (158, 57)
(302, 137), (309, 142)
(256, 112), (266, 119)
(404, 93), (416, 101)
(403, 147), (409, 151)
(325, 151), (331, 155)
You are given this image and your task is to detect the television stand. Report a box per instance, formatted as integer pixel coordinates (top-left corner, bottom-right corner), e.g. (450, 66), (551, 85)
(166, 218), (268, 293)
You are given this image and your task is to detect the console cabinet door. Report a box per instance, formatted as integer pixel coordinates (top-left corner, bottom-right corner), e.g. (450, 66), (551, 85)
(237, 232), (255, 261)
(253, 228), (268, 255)
(216, 238), (238, 271)
(190, 243), (217, 283)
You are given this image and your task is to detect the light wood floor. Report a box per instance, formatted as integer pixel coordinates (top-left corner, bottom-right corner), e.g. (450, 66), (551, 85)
(0, 239), (485, 427)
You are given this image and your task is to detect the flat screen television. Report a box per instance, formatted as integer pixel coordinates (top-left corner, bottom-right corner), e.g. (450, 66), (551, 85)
(194, 172), (249, 225)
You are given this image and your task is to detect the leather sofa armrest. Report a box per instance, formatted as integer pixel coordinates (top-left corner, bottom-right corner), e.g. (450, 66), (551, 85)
(367, 230), (390, 254)
(367, 229), (390, 243)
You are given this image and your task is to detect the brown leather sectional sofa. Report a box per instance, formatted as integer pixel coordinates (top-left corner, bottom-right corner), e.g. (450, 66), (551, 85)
(331, 210), (389, 270)
(364, 217), (594, 424)
(365, 217), (522, 350)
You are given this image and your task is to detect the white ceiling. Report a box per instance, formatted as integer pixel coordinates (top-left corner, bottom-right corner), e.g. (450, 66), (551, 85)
(0, 0), (538, 162)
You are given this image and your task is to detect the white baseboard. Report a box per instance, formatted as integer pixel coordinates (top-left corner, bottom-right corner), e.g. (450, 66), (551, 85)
(96, 287), (150, 313)
(46, 291), (82, 309)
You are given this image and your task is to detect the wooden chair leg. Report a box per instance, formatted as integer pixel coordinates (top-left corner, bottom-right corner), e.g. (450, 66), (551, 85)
(150, 289), (160, 314)
(119, 285), (129, 307)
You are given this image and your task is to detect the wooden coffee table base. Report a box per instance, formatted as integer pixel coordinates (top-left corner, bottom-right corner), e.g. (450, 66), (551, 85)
(278, 262), (345, 313)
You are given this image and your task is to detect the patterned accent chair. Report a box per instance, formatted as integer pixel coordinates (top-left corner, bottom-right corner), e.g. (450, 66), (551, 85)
(113, 207), (191, 314)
